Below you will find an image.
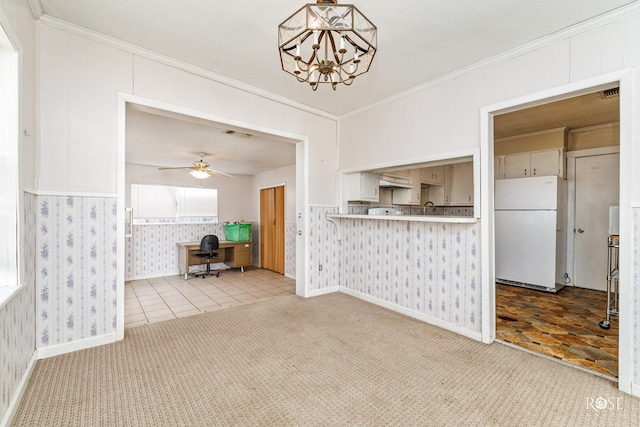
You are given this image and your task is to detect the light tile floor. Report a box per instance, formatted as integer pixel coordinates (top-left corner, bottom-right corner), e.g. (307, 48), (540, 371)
(125, 267), (295, 329)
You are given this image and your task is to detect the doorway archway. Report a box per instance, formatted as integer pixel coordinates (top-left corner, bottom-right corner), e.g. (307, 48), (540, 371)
(480, 69), (635, 394)
(115, 93), (310, 340)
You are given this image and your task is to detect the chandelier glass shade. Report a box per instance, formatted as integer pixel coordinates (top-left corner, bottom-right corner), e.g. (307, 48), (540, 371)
(190, 169), (210, 179)
(278, 0), (377, 90)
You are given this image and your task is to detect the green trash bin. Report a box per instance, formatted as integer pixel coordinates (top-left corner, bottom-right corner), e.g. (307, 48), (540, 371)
(224, 223), (251, 241)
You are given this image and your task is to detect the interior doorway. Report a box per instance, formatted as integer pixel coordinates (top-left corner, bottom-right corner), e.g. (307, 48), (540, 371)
(260, 185), (285, 274)
(116, 94), (309, 340)
(492, 90), (621, 378)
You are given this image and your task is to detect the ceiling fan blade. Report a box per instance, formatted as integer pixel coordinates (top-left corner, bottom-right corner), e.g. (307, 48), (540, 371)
(208, 169), (234, 178)
(157, 166), (193, 170)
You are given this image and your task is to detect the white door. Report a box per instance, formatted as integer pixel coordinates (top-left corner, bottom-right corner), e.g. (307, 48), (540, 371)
(573, 154), (619, 291)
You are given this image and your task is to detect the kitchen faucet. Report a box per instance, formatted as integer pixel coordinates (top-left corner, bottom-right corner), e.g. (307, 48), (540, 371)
(423, 200), (435, 215)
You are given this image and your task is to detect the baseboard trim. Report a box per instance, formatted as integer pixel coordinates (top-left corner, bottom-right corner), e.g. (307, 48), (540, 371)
(632, 382), (640, 398)
(339, 287), (483, 342)
(37, 333), (117, 359)
(0, 351), (37, 427)
(307, 286), (340, 297)
(125, 271), (182, 281)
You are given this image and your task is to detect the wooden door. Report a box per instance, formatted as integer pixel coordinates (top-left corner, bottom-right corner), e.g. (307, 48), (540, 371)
(260, 186), (285, 274)
(573, 153), (619, 291)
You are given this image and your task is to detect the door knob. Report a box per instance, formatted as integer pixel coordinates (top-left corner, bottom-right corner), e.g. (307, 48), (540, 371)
(577, 228), (585, 233)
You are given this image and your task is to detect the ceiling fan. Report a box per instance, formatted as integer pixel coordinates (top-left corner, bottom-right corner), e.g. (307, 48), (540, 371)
(158, 152), (233, 179)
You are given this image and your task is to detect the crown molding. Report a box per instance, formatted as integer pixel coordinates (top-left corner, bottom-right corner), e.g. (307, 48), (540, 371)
(34, 1), (640, 122)
(341, 1), (640, 120)
(37, 15), (340, 122)
(27, 0), (43, 19)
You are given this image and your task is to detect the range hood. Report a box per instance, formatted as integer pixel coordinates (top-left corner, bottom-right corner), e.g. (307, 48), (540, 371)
(379, 174), (414, 189)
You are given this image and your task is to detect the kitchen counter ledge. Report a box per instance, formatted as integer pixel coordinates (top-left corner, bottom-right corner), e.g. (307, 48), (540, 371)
(325, 214), (477, 240)
(326, 213), (478, 223)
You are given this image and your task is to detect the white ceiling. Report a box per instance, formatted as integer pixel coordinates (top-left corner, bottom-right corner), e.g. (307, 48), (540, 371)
(126, 104), (297, 174)
(33, 0), (634, 174)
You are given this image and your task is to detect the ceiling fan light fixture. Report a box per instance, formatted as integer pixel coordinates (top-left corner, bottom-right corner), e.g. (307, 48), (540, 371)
(190, 169), (211, 179)
(278, 0), (377, 91)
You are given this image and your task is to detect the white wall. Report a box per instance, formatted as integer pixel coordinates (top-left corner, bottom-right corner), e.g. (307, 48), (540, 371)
(0, 0), (37, 424)
(37, 23), (339, 204)
(131, 55), (337, 205)
(38, 26), (133, 194)
(337, 8), (640, 395)
(34, 20), (337, 356)
(252, 164), (296, 222)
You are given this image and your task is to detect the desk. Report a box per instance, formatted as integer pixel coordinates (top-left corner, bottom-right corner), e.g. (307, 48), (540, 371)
(177, 240), (252, 279)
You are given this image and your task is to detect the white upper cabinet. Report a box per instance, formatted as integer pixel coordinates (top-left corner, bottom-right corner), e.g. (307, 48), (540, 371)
(450, 162), (474, 206)
(392, 169), (422, 205)
(345, 172), (380, 202)
(421, 165), (446, 186)
(503, 153), (531, 178)
(503, 148), (564, 179)
(530, 149), (564, 177)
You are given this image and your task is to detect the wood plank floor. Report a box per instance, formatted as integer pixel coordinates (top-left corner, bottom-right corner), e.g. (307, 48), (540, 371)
(496, 284), (618, 378)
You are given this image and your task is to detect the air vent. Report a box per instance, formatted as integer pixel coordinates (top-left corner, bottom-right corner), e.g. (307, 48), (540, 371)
(239, 133), (252, 139)
(600, 87), (619, 99)
(224, 130), (236, 135)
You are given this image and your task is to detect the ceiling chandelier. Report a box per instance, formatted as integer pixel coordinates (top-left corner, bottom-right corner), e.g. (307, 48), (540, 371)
(278, 0), (377, 91)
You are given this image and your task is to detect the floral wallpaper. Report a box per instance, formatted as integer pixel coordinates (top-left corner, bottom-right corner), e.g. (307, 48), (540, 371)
(286, 221), (296, 278)
(308, 206), (340, 291)
(126, 223), (227, 279)
(0, 193), (37, 422)
(35, 195), (118, 348)
(308, 205), (480, 333)
(125, 221), (295, 280)
(338, 217), (481, 332)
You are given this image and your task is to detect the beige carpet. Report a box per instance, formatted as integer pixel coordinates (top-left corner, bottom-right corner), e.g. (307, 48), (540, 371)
(13, 293), (640, 426)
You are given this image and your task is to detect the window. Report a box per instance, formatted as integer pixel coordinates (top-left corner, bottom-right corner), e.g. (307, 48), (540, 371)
(130, 184), (218, 224)
(0, 21), (20, 303)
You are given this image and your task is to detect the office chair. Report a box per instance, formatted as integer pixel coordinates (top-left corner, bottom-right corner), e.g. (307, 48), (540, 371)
(194, 235), (220, 278)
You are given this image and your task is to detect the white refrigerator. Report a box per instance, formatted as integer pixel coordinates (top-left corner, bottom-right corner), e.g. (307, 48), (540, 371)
(495, 176), (567, 292)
